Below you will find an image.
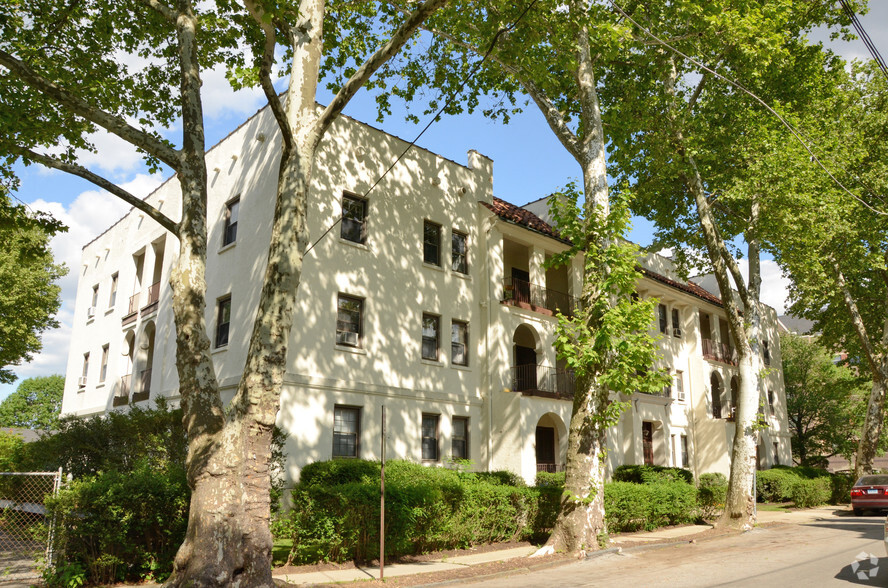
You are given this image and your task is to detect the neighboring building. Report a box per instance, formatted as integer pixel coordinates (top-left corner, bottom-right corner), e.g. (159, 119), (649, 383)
(61, 104), (791, 484)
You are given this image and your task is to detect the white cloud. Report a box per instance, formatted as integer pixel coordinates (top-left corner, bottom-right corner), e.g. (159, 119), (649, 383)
(6, 174), (164, 387)
(200, 63), (267, 121)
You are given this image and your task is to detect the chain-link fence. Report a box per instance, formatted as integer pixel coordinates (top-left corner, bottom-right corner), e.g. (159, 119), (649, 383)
(0, 470), (62, 583)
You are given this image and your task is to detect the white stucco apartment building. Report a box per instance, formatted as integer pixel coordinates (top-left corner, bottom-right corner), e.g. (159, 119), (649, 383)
(61, 104), (791, 484)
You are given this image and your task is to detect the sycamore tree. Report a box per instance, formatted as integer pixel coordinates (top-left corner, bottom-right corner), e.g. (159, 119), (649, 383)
(780, 333), (867, 467)
(397, 1), (669, 552)
(0, 192), (66, 384)
(0, 374), (65, 430)
(761, 59), (888, 478)
(1, 1), (447, 584)
(601, 0), (855, 529)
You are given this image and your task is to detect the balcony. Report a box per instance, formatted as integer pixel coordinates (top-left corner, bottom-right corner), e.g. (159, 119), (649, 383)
(140, 281), (160, 317)
(132, 368), (151, 402)
(122, 294), (138, 326)
(702, 338), (737, 366)
(536, 463), (565, 473)
(112, 374), (131, 407)
(501, 277), (578, 318)
(511, 364), (575, 400)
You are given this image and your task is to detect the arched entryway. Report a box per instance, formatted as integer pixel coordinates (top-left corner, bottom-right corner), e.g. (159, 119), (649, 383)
(513, 324), (540, 392)
(710, 372), (724, 418)
(535, 413), (566, 473)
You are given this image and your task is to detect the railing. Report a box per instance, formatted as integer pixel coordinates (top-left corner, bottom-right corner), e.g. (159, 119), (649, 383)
(132, 368), (151, 402)
(536, 463), (564, 473)
(141, 281), (160, 316)
(511, 364), (575, 399)
(113, 374), (132, 407)
(702, 338), (737, 366)
(501, 277), (578, 317)
(122, 293), (138, 325)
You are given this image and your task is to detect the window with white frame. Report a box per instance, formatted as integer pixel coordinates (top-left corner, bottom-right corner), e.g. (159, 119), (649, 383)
(675, 370), (685, 401)
(658, 304), (667, 333)
(422, 413), (439, 461)
(672, 308), (681, 337)
(423, 220), (441, 265)
(421, 313), (439, 361)
(452, 229), (468, 274)
(223, 196), (240, 246)
(333, 405), (360, 458)
(452, 416), (469, 460)
(336, 294), (363, 348)
(341, 193), (367, 244)
(99, 344), (109, 383)
(451, 320), (468, 366)
(215, 296), (231, 348)
(109, 273), (118, 309)
(79, 353), (89, 388)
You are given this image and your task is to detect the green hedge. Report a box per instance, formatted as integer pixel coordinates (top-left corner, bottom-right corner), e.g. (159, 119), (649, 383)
(613, 464), (693, 485)
(283, 460), (548, 564)
(791, 477), (832, 508)
(756, 466), (850, 507)
(604, 481), (697, 532)
(697, 473), (728, 519)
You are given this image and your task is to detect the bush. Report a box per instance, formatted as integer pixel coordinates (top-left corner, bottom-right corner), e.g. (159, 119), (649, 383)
(791, 477), (831, 508)
(613, 464), (693, 485)
(756, 469), (798, 502)
(604, 480), (697, 533)
(46, 462), (189, 585)
(283, 460), (544, 564)
(697, 472), (728, 519)
(830, 473), (854, 504)
(535, 471), (565, 488)
(756, 466), (836, 505)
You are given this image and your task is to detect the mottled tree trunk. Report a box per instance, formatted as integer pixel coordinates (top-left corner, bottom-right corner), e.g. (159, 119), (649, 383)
(855, 365), (888, 478)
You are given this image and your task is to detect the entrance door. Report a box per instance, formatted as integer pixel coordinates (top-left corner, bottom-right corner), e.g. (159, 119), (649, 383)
(536, 426), (556, 472)
(515, 345), (537, 391)
(642, 422), (654, 465)
(512, 268), (531, 305)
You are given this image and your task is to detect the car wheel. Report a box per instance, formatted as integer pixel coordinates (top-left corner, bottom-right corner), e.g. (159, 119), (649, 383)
(854, 508), (864, 516)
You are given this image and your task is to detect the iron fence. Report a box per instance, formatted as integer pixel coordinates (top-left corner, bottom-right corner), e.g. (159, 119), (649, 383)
(0, 470), (63, 582)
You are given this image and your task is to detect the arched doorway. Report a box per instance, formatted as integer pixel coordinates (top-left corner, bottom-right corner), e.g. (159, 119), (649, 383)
(535, 413), (566, 473)
(513, 324), (539, 392)
(710, 372), (723, 418)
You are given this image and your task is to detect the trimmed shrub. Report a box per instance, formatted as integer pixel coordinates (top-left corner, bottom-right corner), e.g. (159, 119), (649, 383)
(299, 458), (381, 487)
(45, 462), (189, 585)
(697, 472), (728, 519)
(604, 480), (697, 532)
(535, 471), (565, 488)
(604, 482), (649, 532)
(613, 464), (693, 485)
(756, 469), (798, 502)
(791, 477), (831, 508)
(830, 473), (854, 504)
(756, 466), (835, 505)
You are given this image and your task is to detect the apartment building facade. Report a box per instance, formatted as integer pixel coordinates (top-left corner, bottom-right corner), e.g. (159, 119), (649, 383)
(61, 104), (791, 484)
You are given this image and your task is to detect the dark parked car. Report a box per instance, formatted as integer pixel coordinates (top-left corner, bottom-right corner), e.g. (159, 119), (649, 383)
(850, 475), (888, 515)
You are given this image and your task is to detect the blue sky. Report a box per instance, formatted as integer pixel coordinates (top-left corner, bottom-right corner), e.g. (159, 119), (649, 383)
(2, 5), (884, 402)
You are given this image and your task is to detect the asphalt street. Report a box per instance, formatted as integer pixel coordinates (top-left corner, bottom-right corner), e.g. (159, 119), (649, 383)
(461, 511), (888, 587)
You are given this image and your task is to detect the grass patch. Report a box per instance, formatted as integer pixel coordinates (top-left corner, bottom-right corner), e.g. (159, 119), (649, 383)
(273, 538), (293, 566)
(757, 502), (791, 512)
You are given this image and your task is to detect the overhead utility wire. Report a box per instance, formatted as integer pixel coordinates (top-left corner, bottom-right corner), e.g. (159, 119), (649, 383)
(305, 0), (540, 255)
(607, 0), (887, 217)
(837, 0), (888, 81)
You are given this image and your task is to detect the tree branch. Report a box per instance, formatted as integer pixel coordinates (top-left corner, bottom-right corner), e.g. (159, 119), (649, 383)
(830, 262), (880, 377)
(243, 0), (293, 152)
(314, 0), (448, 140)
(17, 147), (179, 236)
(141, 0), (177, 23)
(0, 49), (182, 170)
(415, 21), (582, 159)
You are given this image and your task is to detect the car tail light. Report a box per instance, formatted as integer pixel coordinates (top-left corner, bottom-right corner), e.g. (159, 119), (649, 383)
(852, 489), (864, 497)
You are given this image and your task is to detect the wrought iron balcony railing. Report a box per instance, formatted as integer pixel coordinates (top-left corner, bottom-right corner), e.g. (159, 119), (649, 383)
(501, 277), (578, 318)
(702, 338), (738, 366)
(511, 364), (575, 400)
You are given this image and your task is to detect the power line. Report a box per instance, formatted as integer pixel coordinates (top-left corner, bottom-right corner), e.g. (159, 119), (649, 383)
(305, 1), (540, 256)
(837, 0), (888, 81)
(607, 0), (887, 217)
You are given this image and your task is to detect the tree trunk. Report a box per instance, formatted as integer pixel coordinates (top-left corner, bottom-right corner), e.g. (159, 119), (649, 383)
(854, 363), (888, 478)
(548, 381), (608, 552)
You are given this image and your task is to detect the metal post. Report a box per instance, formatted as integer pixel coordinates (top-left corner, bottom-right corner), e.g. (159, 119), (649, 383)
(380, 405), (386, 580)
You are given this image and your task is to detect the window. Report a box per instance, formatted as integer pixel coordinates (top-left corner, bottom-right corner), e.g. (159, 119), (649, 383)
(341, 193), (367, 244)
(658, 304), (667, 333)
(773, 442), (780, 466)
(215, 296), (231, 348)
(672, 308), (681, 337)
(768, 388), (775, 414)
(99, 344), (109, 383)
(421, 313), (439, 361)
(79, 353), (89, 388)
(422, 413), (439, 461)
(664, 367), (673, 397)
(675, 371), (685, 401)
(336, 294), (363, 347)
(680, 435), (689, 468)
(451, 320), (468, 366)
(333, 406), (360, 458)
(223, 197), (240, 246)
(763, 340), (771, 366)
(423, 220), (441, 265)
(452, 230), (468, 274)
(88, 285), (99, 318)
(452, 416), (469, 460)
(109, 273), (118, 308)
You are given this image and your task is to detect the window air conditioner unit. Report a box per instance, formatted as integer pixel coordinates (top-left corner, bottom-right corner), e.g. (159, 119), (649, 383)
(677, 390), (686, 402)
(87, 306), (96, 318)
(673, 327), (682, 338)
(78, 376), (87, 387)
(337, 332), (359, 347)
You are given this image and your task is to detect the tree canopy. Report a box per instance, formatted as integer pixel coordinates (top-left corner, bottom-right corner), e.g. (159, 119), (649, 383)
(0, 193), (66, 384)
(0, 374), (65, 430)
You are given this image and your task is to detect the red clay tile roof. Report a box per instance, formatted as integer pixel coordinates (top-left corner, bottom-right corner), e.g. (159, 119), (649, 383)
(480, 197), (571, 245)
(482, 196), (724, 307)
